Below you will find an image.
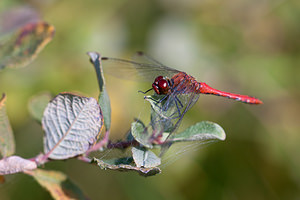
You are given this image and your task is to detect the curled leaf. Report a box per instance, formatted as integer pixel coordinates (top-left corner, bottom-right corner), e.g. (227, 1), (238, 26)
(92, 157), (161, 177)
(0, 94), (15, 157)
(0, 156), (37, 175)
(42, 93), (103, 160)
(87, 52), (111, 131)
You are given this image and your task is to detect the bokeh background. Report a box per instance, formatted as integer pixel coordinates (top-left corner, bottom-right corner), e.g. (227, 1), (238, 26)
(0, 0), (300, 199)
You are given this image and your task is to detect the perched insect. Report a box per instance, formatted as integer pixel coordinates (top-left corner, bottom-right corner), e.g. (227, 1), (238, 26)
(101, 52), (262, 143)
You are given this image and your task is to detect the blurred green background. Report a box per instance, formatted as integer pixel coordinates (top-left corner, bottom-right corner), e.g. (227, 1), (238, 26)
(0, 0), (300, 199)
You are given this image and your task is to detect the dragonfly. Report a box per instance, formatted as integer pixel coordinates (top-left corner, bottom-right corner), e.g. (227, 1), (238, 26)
(101, 52), (262, 143)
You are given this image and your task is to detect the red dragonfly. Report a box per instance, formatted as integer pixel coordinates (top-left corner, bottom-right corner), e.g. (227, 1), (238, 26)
(101, 52), (262, 142)
(101, 51), (262, 103)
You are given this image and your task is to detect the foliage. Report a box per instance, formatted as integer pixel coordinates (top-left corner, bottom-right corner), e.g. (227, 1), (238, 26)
(0, 20), (226, 197)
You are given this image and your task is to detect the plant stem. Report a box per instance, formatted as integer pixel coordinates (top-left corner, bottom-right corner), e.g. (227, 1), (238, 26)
(106, 140), (139, 149)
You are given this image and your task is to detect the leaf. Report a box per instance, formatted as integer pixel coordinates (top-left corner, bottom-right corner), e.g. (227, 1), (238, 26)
(0, 94), (15, 157)
(28, 92), (52, 123)
(131, 121), (153, 148)
(0, 21), (55, 70)
(27, 169), (87, 200)
(87, 52), (111, 131)
(98, 89), (111, 130)
(0, 6), (40, 35)
(169, 121), (226, 143)
(0, 156), (37, 175)
(132, 147), (161, 168)
(92, 157), (161, 177)
(42, 93), (103, 160)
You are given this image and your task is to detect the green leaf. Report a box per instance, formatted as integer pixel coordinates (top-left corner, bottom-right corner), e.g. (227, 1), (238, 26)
(131, 121), (153, 148)
(27, 169), (88, 200)
(0, 22), (55, 70)
(28, 92), (52, 123)
(98, 89), (111, 130)
(87, 52), (111, 131)
(42, 93), (103, 160)
(92, 157), (161, 177)
(0, 156), (37, 175)
(169, 121), (226, 143)
(132, 147), (161, 168)
(0, 94), (15, 157)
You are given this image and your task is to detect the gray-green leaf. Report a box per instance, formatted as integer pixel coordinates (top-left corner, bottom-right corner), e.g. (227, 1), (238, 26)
(42, 93), (103, 160)
(0, 94), (15, 157)
(169, 121), (226, 143)
(131, 121), (153, 148)
(132, 147), (161, 168)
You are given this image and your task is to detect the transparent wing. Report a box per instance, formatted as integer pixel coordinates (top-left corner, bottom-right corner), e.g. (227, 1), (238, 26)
(132, 51), (170, 68)
(100, 53), (180, 82)
(164, 87), (200, 134)
(149, 82), (200, 137)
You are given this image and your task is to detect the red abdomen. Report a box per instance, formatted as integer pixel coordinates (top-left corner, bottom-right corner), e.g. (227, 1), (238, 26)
(198, 82), (263, 104)
(171, 72), (263, 104)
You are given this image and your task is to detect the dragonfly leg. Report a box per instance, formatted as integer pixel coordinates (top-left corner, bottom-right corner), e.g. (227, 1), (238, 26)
(175, 96), (184, 108)
(156, 95), (169, 111)
(163, 96), (182, 120)
(146, 95), (168, 111)
(174, 97), (182, 118)
(146, 96), (162, 110)
(138, 88), (153, 94)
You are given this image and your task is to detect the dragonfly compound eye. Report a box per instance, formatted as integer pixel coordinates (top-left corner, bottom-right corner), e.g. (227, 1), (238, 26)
(152, 76), (170, 95)
(157, 79), (169, 94)
(154, 76), (164, 85)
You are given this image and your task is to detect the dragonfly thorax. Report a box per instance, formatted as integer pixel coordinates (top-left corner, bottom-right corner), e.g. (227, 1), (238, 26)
(152, 76), (171, 95)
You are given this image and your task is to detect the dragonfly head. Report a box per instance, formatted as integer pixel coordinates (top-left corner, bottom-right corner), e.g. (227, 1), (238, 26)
(152, 76), (171, 95)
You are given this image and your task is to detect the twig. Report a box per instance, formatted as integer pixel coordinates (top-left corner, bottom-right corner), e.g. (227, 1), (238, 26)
(85, 130), (110, 154)
(106, 140), (139, 149)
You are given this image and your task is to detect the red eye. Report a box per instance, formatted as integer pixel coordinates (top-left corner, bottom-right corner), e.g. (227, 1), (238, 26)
(158, 79), (168, 90)
(154, 76), (164, 84)
(152, 76), (170, 95)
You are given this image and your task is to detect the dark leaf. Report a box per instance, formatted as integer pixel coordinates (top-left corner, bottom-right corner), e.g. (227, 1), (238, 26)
(0, 21), (55, 70)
